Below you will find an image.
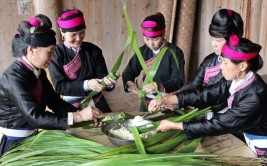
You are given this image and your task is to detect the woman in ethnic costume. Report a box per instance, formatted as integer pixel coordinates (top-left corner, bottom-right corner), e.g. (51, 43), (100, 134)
(0, 14), (102, 155)
(48, 9), (116, 112)
(122, 12), (185, 112)
(180, 9), (244, 92)
(149, 35), (267, 157)
(180, 9), (245, 118)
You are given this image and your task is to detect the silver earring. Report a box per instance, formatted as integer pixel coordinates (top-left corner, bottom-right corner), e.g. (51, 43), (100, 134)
(62, 36), (65, 41)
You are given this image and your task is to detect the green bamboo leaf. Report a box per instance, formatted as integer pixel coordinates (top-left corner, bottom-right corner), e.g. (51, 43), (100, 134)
(110, 28), (133, 74)
(80, 13), (134, 108)
(97, 130), (176, 157)
(175, 138), (201, 153)
(26, 130), (47, 148)
(169, 48), (180, 70)
(0, 128), (257, 166)
(143, 47), (168, 85)
(122, 3), (148, 75)
(0, 130), (112, 165)
(137, 107), (211, 133)
(136, 89), (145, 98)
(80, 91), (98, 109)
(142, 130), (176, 145)
(0, 149), (51, 166)
(131, 126), (146, 154)
(72, 112), (135, 128)
(145, 132), (187, 154)
(169, 107), (211, 122)
(137, 109), (197, 133)
(123, 5), (181, 110)
(87, 153), (221, 166)
(175, 108), (186, 115)
(1, 130), (48, 158)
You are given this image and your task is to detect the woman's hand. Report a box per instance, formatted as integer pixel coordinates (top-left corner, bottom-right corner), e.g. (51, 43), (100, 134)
(74, 106), (102, 123)
(143, 82), (165, 94)
(149, 95), (179, 112)
(126, 81), (138, 94)
(143, 82), (158, 94)
(156, 120), (183, 132)
(102, 76), (117, 87)
(87, 79), (105, 92)
(148, 97), (165, 112)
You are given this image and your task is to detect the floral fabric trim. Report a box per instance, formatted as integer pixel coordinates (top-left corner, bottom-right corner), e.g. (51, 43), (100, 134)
(63, 54), (81, 80)
(203, 63), (221, 84)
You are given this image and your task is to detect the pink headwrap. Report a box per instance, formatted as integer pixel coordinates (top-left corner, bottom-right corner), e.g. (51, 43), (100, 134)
(222, 35), (259, 60)
(141, 20), (165, 37)
(57, 10), (85, 29)
(29, 17), (40, 26)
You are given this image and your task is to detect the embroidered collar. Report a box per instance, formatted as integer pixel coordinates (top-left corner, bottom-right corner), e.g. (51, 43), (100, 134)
(22, 56), (41, 78)
(229, 71), (254, 95)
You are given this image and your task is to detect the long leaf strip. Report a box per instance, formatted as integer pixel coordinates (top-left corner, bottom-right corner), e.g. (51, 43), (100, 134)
(97, 130), (177, 157)
(137, 107), (211, 133)
(123, 4), (181, 110)
(122, 4), (148, 75)
(146, 132), (187, 154)
(175, 138), (201, 153)
(80, 12), (134, 108)
(131, 126), (146, 154)
(142, 47), (168, 85)
(72, 112), (135, 128)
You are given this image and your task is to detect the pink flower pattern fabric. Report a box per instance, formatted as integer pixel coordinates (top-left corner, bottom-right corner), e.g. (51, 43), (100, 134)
(203, 63), (221, 84)
(63, 54), (82, 80)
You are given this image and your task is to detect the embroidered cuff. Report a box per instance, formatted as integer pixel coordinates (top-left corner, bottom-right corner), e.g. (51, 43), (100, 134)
(68, 113), (74, 125)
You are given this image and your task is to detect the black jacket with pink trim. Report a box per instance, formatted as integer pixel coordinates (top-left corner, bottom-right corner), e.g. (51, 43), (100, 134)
(180, 53), (223, 92)
(178, 74), (267, 139)
(48, 42), (112, 112)
(0, 60), (77, 129)
(122, 42), (185, 93)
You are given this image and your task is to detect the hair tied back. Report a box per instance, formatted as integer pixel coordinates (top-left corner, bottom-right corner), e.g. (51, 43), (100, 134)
(229, 35), (239, 46)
